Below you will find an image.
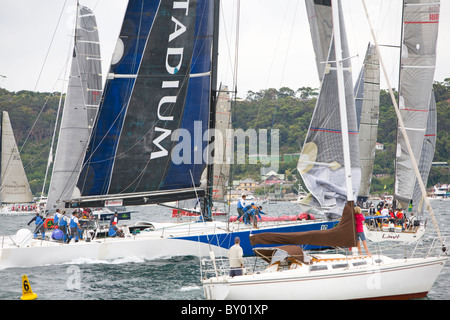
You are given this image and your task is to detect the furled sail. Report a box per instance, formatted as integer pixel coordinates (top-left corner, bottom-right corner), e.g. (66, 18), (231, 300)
(297, 0), (360, 216)
(0, 111), (33, 203)
(46, 5), (102, 212)
(394, 0), (440, 208)
(212, 85), (231, 201)
(73, 0), (217, 207)
(250, 202), (357, 248)
(354, 44), (380, 203)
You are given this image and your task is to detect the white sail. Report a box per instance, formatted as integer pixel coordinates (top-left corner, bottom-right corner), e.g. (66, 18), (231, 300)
(212, 85), (232, 201)
(411, 90), (437, 213)
(394, 0), (440, 208)
(46, 5), (102, 212)
(0, 111), (33, 203)
(354, 44), (380, 201)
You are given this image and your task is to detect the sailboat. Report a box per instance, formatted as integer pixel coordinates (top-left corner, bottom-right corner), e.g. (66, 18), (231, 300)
(201, 0), (448, 300)
(363, 0), (439, 243)
(0, 0), (337, 269)
(0, 111), (35, 215)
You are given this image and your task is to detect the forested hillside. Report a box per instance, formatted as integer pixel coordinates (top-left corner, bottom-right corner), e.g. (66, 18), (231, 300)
(0, 79), (448, 196)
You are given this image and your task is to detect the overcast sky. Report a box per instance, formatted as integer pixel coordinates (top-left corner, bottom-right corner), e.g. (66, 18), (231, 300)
(0, 0), (449, 98)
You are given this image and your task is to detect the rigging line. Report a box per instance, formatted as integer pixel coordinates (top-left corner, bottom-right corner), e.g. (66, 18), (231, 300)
(271, 0), (300, 129)
(233, 0), (240, 97)
(220, 0), (237, 89)
(33, 0), (68, 92)
(253, 0), (291, 130)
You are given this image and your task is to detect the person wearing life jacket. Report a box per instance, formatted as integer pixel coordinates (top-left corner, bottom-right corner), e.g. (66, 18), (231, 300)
(53, 209), (61, 228)
(396, 210), (404, 229)
(27, 212), (45, 239)
(58, 211), (69, 242)
(68, 211), (81, 242)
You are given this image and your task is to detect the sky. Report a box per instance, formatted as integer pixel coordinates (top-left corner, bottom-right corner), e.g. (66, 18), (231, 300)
(0, 0), (449, 98)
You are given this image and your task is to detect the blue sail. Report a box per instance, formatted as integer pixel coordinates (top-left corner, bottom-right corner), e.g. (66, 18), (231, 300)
(76, 0), (215, 206)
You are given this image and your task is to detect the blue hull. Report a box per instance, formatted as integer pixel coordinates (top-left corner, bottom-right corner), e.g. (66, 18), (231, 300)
(174, 220), (339, 256)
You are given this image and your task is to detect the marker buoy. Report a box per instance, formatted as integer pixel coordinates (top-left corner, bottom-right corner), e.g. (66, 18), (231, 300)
(21, 275), (38, 300)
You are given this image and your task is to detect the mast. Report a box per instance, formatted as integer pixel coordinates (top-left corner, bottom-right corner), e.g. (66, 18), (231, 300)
(331, 0), (353, 205)
(203, 0), (221, 220)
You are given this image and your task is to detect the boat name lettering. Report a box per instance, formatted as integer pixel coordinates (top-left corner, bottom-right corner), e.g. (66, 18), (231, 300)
(152, 0), (190, 160)
(381, 233), (401, 240)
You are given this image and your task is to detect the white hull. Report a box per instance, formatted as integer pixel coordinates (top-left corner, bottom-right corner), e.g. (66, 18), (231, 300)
(0, 219), (333, 268)
(203, 254), (447, 300)
(364, 224), (426, 243)
(0, 222), (228, 269)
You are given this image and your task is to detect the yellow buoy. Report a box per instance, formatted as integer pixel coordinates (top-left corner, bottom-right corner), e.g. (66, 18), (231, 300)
(21, 275), (38, 300)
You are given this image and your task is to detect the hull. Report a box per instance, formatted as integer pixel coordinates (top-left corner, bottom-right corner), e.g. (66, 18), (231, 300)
(203, 255), (447, 300)
(0, 219), (336, 269)
(364, 225), (426, 243)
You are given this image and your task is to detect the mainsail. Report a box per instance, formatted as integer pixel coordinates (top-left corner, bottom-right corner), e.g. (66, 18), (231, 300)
(73, 0), (218, 207)
(297, 0), (360, 215)
(394, 0), (440, 208)
(46, 5), (102, 212)
(0, 111), (33, 203)
(354, 44), (380, 203)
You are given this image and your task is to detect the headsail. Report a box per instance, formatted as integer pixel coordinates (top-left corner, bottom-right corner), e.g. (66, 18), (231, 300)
(410, 90), (437, 213)
(297, 0), (360, 216)
(0, 111), (33, 203)
(73, 0), (217, 207)
(354, 44), (380, 203)
(46, 5), (102, 212)
(394, 0), (440, 208)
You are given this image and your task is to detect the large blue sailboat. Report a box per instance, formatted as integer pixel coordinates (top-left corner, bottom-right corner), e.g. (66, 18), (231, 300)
(65, 0), (339, 256)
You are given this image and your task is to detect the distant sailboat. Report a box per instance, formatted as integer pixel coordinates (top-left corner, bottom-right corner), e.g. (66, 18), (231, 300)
(365, 0), (440, 243)
(0, 111), (34, 214)
(394, 0), (440, 211)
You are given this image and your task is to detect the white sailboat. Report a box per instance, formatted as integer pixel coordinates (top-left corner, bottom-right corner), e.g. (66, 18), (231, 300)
(364, 0), (440, 243)
(201, 0), (448, 300)
(0, 111), (35, 215)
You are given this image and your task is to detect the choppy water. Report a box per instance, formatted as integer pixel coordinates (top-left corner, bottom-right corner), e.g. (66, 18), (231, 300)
(0, 200), (449, 300)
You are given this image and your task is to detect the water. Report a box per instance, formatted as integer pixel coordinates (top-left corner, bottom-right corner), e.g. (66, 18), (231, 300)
(0, 200), (449, 300)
